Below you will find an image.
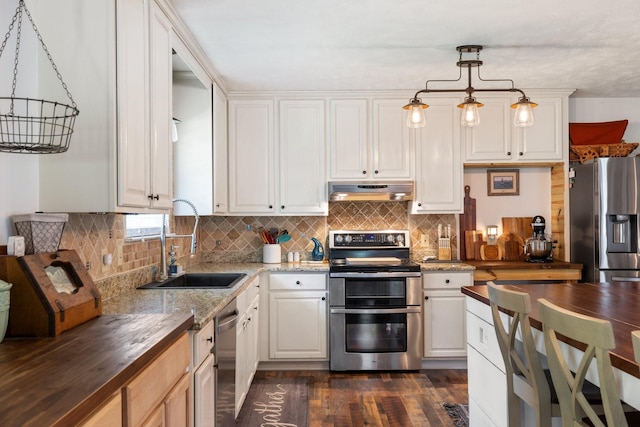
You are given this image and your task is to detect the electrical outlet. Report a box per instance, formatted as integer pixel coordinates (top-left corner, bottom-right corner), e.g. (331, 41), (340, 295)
(116, 245), (123, 266)
(101, 249), (108, 273)
(420, 233), (429, 247)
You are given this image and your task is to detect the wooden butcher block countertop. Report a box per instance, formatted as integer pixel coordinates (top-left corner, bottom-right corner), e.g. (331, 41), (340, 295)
(0, 313), (193, 426)
(466, 260), (583, 282)
(462, 282), (640, 378)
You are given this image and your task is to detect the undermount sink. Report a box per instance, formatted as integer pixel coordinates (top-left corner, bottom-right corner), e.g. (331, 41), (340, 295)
(138, 273), (247, 290)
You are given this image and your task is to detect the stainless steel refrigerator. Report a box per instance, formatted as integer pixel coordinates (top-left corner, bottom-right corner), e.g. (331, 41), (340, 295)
(570, 157), (640, 282)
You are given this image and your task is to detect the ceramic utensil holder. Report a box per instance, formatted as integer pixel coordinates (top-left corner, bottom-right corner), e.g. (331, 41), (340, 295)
(263, 244), (281, 264)
(0, 280), (12, 343)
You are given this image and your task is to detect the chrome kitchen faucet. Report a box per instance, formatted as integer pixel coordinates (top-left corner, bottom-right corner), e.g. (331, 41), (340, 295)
(158, 198), (199, 281)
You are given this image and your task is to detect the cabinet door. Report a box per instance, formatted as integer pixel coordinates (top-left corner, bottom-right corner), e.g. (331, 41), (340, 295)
(117, 0), (150, 208)
(235, 312), (248, 415)
(80, 392), (122, 427)
(247, 294), (260, 387)
(278, 100), (327, 214)
(423, 289), (467, 357)
(228, 100), (275, 213)
(148, 1), (173, 209)
(515, 96), (564, 161)
(412, 98), (463, 213)
(329, 99), (369, 179)
(213, 82), (229, 214)
(118, 0), (173, 209)
(372, 99), (413, 179)
(463, 96), (513, 162)
(269, 291), (327, 359)
(163, 373), (190, 427)
(193, 354), (215, 427)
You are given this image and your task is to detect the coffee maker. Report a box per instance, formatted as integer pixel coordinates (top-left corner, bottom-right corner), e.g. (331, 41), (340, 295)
(524, 215), (553, 262)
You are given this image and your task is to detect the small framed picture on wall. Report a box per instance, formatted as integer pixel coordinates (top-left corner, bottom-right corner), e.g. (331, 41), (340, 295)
(487, 169), (519, 196)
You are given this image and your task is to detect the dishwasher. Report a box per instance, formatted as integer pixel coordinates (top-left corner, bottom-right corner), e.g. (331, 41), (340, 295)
(215, 298), (239, 426)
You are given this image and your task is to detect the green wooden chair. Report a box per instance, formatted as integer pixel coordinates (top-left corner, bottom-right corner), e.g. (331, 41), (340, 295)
(488, 282), (559, 427)
(538, 298), (640, 427)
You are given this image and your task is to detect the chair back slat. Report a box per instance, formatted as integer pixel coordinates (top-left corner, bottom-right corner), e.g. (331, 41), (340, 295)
(538, 298), (627, 427)
(487, 282), (552, 426)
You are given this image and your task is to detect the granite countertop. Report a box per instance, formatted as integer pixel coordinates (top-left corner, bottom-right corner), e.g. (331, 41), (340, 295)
(102, 260), (474, 328)
(101, 261), (331, 329)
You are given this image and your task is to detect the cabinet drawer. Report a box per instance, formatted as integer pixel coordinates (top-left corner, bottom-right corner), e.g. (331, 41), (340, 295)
(269, 273), (326, 290)
(124, 333), (190, 426)
(466, 305), (504, 372)
(192, 320), (214, 368)
(423, 271), (472, 289)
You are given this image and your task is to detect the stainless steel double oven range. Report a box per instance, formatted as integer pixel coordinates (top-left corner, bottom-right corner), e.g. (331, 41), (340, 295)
(328, 230), (422, 371)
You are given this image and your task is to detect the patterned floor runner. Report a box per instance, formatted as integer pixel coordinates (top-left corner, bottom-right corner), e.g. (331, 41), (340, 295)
(235, 377), (309, 426)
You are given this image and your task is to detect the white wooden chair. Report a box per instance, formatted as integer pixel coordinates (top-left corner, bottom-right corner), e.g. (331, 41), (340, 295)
(632, 331), (640, 364)
(538, 298), (640, 427)
(487, 282), (559, 427)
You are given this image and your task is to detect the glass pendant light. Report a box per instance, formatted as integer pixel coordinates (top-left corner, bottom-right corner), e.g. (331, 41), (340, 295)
(458, 97), (483, 127)
(403, 98), (428, 128)
(512, 96), (538, 127)
(405, 45), (537, 129)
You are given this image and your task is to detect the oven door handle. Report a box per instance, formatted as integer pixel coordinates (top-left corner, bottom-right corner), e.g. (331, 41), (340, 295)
(329, 272), (422, 278)
(330, 307), (422, 315)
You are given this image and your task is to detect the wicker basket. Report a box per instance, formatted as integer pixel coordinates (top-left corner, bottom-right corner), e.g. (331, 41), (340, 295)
(569, 142), (638, 164)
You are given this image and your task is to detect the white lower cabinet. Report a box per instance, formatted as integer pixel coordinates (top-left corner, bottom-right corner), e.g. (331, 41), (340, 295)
(266, 273), (328, 360)
(191, 320), (215, 427)
(422, 271), (472, 358)
(466, 296), (508, 427)
(235, 277), (261, 415)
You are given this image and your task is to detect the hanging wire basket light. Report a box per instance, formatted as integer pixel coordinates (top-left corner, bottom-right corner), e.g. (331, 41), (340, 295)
(0, 0), (79, 154)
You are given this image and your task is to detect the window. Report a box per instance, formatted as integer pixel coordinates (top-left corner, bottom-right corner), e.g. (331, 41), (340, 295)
(125, 214), (165, 239)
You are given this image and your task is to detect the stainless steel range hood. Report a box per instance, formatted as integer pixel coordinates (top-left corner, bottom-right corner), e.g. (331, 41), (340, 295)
(328, 181), (415, 202)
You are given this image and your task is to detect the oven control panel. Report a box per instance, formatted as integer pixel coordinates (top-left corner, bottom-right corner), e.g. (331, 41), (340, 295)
(329, 230), (409, 248)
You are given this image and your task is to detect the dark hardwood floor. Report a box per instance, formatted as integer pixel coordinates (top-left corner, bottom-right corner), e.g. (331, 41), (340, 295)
(238, 369), (468, 426)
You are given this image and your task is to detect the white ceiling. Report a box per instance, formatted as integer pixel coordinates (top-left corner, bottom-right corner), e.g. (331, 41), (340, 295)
(171, 0), (640, 98)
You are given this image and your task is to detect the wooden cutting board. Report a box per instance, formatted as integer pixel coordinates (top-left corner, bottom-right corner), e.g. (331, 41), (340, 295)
(502, 217), (533, 240)
(459, 186), (476, 260)
(501, 217), (532, 261)
(498, 233), (525, 261)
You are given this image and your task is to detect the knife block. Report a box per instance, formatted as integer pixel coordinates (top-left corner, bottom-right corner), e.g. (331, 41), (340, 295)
(438, 238), (451, 260)
(0, 250), (102, 337)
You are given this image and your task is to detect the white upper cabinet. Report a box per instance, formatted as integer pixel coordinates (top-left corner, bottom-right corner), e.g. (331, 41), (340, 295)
(37, 0), (175, 213)
(228, 98), (327, 215)
(464, 91), (571, 164)
(228, 100), (276, 214)
(118, 0), (174, 210)
(278, 100), (327, 215)
(412, 97), (463, 213)
(329, 98), (413, 180)
(328, 99), (369, 179)
(463, 96), (513, 163)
